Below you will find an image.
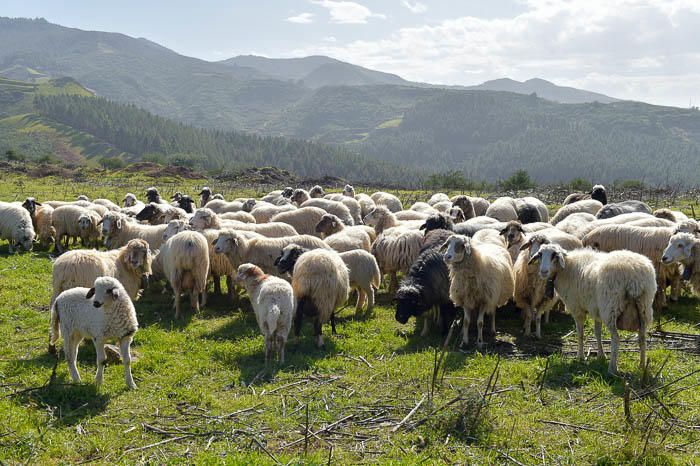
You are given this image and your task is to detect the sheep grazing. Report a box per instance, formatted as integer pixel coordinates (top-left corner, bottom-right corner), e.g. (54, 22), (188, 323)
(450, 196), (475, 220)
(370, 191), (403, 213)
(339, 250), (381, 314)
(270, 207), (327, 237)
(395, 248), (457, 337)
(235, 263), (294, 364)
(530, 244), (655, 374)
(0, 201), (36, 252)
(49, 276), (138, 389)
(662, 233), (700, 295)
(275, 246), (349, 348)
(551, 199), (604, 225)
(146, 187), (165, 204)
(136, 203), (188, 225)
(35, 204), (56, 248)
(564, 184), (608, 205)
(156, 230), (210, 319)
(51, 238), (152, 306)
(315, 213), (372, 252)
(213, 230), (329, 275)
(596, 200), (652, 219)
(101, 212), (168, 250)
(309, 185), (326, 198)
(441, 235), (515, 348)
(189, 208), (297, 237)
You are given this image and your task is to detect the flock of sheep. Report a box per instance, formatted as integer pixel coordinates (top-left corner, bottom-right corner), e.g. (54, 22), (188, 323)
(1, 182), (699, 389)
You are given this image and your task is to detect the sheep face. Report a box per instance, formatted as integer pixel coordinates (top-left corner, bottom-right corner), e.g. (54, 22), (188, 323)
(21, 197), (41, 216)
(86, 277), (122, 308)
(189, 209), (213, 230)
(420, 214), (451, 235)
(78, 213), (96, 232)
(342, 185), (355, 197)
(315, 214), (341, 236)
(213, 233), (239, 256)
(529, 244), (566, 279)
(662, 233), (696, 265)
(101, 213), (123, 239)
(177, 196), (195, 213)
(290, 190), (307, 206)
(590, 185), (607, 205)
(146, 187), (160, 203)
(451, 196), (473, 216)
(309, 186), (325, 198)
(440, 235), (471, 264)
(281, 187), (294, 198)
(520, 234), (550, 259)
(235, 263), (265, 286)
(274, 245), (305, 275)
(163, 220), (189, 241)
(77, 195), (90, 202)
(500, 221), (525, 247)
(135, 204), (160, 222)
(123, 193), (137, 207)
(394, 284), (428, 324)
(171, 192), (183, 202)
(124, 239), (152, 273)
(13, 222), (35, 251)
(242, 199), (256, 212)
(450, 207), (465, 223)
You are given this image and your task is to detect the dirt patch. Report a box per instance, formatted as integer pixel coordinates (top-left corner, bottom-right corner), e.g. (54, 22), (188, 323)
(214, 166), (299, 186)
(120, 162), (202, 179)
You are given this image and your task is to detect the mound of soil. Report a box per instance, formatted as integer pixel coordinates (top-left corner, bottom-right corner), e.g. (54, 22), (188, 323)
(214, 166), (299, 186)
(121, 162), (202, 179)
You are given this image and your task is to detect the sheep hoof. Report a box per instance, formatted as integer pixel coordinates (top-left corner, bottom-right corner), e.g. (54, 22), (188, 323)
(48, 344), (57, 355)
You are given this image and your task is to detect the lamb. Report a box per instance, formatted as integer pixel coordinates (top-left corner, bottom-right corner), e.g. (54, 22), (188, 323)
(51, 205), (96, 253)
(394, 248), (457, 337)
(363, 206), (422, 235)
(235, 263), (294, 363)
(51, 238), (152, 307)
(551, 199), (604, 225)
(315, 213), (373, 252)
(371, 229), (423, 294)
(275, 247), (349, 348)
(155, 230), (210, 319)
(449, 196), (476, 220)
(35, 204), (56, 248)
(48, 276), (139, 389)
(0, 201), (36, 252)
(220, 211), (257, 224)
(596, 200), (652, 219)
(428, 193), (450, 206)
(653, 209), (689, 223)
(441, 235), (515, 348)
(563, 184), (608, 205)
(213, 230), (329, 274)
(270, 207), (327, 237)
(189, 208), (297, 237)
(370, 191), (403, 213)
(101, 212), (167, 250)
(530, 244), (655, 374)
(339, 250), (381, 314)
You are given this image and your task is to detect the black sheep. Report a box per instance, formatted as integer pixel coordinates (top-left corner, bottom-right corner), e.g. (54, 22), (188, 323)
(419, 213), (483, 237)
(394, 249), (457, 336)
(146, 187), (162, 204)
(176, 195), (195, 213)
(516, 203), (541, 224)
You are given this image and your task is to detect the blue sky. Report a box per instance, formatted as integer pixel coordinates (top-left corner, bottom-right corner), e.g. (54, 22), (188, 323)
(3, 0), (700, 107)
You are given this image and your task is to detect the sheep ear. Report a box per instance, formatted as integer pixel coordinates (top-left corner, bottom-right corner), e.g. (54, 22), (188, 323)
(111, 288), (119, 300)
(528, 252), (541, 264)
(519, 238), (533, 251)
(438, 241), (449, 253)
(556, 252), (566, 269)
(499, 227), (507, 236)
(85, 288), (95, 299)
(35, 201), (42, 206)
(332, 220), (337, 228)
(419, 223), (426, 230)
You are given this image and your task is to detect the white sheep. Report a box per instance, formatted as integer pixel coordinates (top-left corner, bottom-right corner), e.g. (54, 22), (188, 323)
(48, 276), (138, 389)
(213, 230), (330, 275)
(235, 263), (294, 363)
(428, 193), (450, 206)
(250, 203), (297, 224)
(93, 199), (121, 212)
(355, 193), (376, 218)
(270, 207), (327, 237)
(156, 230), (210, 319)
(189, 208), (297, 237)
(441, 235), (515, 348)
(220, 211), (257, 224)
(0, 201), (36, 252)
(205, 199), (245, 214)
(485, 197), (518, 222)
(653, 208), (689, 223)
(662, 233), (700, 296)
(101, 212), (167, 250)
(555, 212), (597, 237)
(363, 206), (422, 235)
(339, 249), (381, 313)
(315, 213), (372, 252)
(35, 204), (56, 248)
(370, 191), (403, 212)
(530, 244), (655, 374)
(550, 199), (604, 225)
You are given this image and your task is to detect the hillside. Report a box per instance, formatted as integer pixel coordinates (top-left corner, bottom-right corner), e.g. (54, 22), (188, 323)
(463, 78), (618, 104)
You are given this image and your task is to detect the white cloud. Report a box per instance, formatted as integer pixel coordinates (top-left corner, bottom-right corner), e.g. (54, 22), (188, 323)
(286, 12), (315, 24)
(287, 0), (700, 107)
(401, 1), (427, 14)
(311, 0), (385, 24)
(323, 36), (337, 42)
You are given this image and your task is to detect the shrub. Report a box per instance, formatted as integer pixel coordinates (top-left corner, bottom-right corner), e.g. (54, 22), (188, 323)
(501, 169), (535, 191)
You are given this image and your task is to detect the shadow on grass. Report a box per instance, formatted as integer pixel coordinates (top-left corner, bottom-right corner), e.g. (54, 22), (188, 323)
(658, 295), (700, 327)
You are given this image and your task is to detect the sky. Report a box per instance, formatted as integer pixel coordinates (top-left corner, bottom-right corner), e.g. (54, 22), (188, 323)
(3, 0), (700, 108)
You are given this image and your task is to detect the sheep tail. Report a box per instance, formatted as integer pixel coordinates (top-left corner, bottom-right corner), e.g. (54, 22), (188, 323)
(266, 304), (281, 335)
(372, 270), (381, 289)
(48, 302), (60, 354)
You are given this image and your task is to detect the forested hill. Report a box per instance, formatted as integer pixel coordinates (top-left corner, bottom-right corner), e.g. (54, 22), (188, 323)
(32, 94), (410, 182)
(356, 91), (700, 185)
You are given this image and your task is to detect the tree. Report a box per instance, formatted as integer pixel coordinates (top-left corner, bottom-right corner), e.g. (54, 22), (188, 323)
(501, 169), (535, 191)
(569, 178), (592, 192)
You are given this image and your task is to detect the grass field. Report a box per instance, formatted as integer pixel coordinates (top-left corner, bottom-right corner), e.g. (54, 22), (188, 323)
(1, 172), (700, 464)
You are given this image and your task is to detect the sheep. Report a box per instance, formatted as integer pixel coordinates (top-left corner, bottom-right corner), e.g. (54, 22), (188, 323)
(516, 197), (549, 223)
(530, 244), (655, 374)
(396, 210), (431, 221)
(339, 250), (381, 314)
(275, 246), (349, 348)
(34, 204), (56, 248)
(450, 206), (466, 223)
(551, 199), (604, 225)
(316, 214), (371, 252)
(563, 212), (658, 239)
(654, 209), (688, 223)
(371, 229), (423, 294)
(410, 202), (437, 214)
(101, 212), (167, 250)
(627, 218), (675, 228)
(93, 199), (121, 212)
(485, 197), (518, 222)
(155, 230), (210, 319)
(199, 187), (225, 207)
(44, 200), (92, 209)
(77, 195), (90, 202)
(270, 207), (326, 237)
(500, 221), (583, 263)
(342, 184), (356, 197)
(51, 205), (95, 253)
(309, 185), (325, 198)
(220, 211), (257, 224)
(370, 191), (403, 213)
(440, 235), (515, 348)
(394, 248), (457, 337)
(48, 276), (139, 389)
(20, 197), (42, 218)
(564, 184), (608, 205)
(336, 196), (363, 224)
(145, 187), (166, 204)
(364, 206), (422, 235)
(77, 210), (103, 248)
(235, 263), (294, 363)
(597, 200), (652, 219)
(250, 202), (297, 224)
(428, 193), (450, 206)
(419, 213), (501, 237)
(355, 193), (376, 218)
(213, 230), (329, 275)
(51, 237), (151, 305)
(421, 229), (454, 253)
(189, 208), (297, 237)
(123, 193), (141, 208)
(0, 201), (36, 252)
(205, 199), (245, 214)
(292, 189), (354, 225)
(662, 233), (700, 295)
(555, 212), (597, 236)
(452, 195), (488, 217)
(260, 187), (294, 204)
(432, 201), (453, 213)
(450, 196), (476, 220)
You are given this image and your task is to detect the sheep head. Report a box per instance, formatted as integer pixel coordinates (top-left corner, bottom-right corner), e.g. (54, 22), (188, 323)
(315, 214), (342, 236)
(235, 263), (266, 287)
(440, 235), (471, 264)
(163, 219), (190, 241)
(420, 213), (452, 235)
(290, 189), (308, 206)
(662, 232), (698, 268)
(87, 277), (124, 308)
(394, 283), (427, 324)
(274, 244), (307, 275)
(146, 187), (160, 203)
(190, 208), (216, 230)
(500, 220), (525, 247)
(21, 197), (41, 216)
(529, 244), (566, 280)
(123, 193), (137, 207)
(309, 185), (325, 198)
(342, 184), (355, 197)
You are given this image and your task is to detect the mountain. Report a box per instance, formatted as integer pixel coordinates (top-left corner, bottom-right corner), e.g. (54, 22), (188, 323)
(220, 55), (408, 88)
(464, 78), (618, 104)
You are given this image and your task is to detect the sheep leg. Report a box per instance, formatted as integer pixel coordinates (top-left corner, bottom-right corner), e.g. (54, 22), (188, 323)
(574, 315), (585, 361)
(608, 324), (619, 375)
(670, 274), (680, 302)
(293, 304), (303, 337)
(226, 276), (234, 301)
(544, 308), (551, 324)
(120, 336), (137, 389)
(421, 316), (430, 337)
(264, 335), (273, 365)
(523, 305), (532, 336)
(355, 290), (364, 314)
(638, 306), (647, 370)
(277, 335), (286, 364)
(190, 290), (200, 313)
(174, 286), (182, 319)
(490, 311), (496, 335)
(594, 320), (605, 359)
(314, 319), (325, 349)
(461, 308), (471, 346)
(331, 313), (337, 335)
(65, 332), (82, 383)
(476, 309), (486, 348)
(389, 272), (398, 295)
(94, 338), (107, 386)
(367, 287), (375, 313)
(213, 274), (222, 295)
(535, 312), (542, 339)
